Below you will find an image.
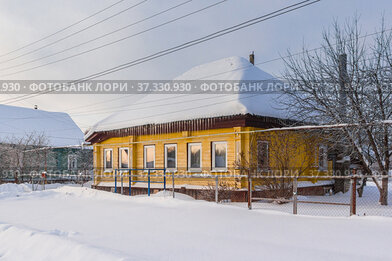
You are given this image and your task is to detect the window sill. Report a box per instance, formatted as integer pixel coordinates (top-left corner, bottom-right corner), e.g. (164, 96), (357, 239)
(187, 169), (202, 173)
(211, 169), (228, 173)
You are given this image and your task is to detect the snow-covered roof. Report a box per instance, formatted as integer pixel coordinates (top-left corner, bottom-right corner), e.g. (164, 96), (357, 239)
(0, 104), (84, 147)
(86, 56), (287, 138)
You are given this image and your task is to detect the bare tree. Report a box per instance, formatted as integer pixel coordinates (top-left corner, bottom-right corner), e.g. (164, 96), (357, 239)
(236, 131), (319, 200)
(282, 17), (392, 204)
(74, 147), (94, 185)
(0, 133), (49, 183)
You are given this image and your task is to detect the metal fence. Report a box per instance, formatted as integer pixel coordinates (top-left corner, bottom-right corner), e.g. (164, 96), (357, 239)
(0, 172), (93, 190)
(2, 170), (392, 218)
(244, 176), (392, 217)
(91, 170), (392, 217)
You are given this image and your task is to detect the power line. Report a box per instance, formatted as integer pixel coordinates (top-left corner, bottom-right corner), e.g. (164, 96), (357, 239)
(89, 119), (392, 146)
(75, 0), (321, 81)
(67, 0), (320, 121)
(70, 93), (234, 116)
(0, 0), (229, 105)
(0, 130), (84, 141)
(72, 27), (388, 117)
(64, 26), (392, 115)
(0, 0), (227, 78)
(0, 0), (129, 58)
(0, 0), (320, 106)
(0, 0), (193, 73)
(0, 0), (148, 65)
(195, 28), (392, 81)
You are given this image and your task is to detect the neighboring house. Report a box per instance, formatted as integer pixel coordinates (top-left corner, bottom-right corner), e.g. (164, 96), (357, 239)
(85, 56), (333, 199)
(0, 104), (92, 182)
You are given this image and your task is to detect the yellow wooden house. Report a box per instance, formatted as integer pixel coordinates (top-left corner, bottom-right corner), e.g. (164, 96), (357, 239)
(85, 56), (332, 199)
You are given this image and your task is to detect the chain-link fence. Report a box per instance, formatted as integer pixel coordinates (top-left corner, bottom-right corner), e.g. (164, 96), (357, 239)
(240, 176), (392, 217)
(2, 171), (392, 217)
(90, 171), (392, 217)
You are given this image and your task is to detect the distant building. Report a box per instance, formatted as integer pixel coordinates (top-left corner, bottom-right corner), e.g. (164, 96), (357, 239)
(0, 104), (92, 182)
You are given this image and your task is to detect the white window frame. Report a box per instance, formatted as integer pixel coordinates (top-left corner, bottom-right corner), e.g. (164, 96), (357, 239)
(318, 145), (328, 171)
(104, 148), (113, 171)
(212, 141), (227, 171)
(257, 140), (269, 171)
(67, 154), (78, 170)
(164, 144), (177, 171)
(119, 148), (130, 170)
(188, 143), (202, 172)
(144, 145), (155, 169)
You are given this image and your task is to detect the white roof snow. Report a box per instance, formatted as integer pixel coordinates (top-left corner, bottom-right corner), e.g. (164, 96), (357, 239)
(0, 104), (84, 147)
(86, 56), (287, 138)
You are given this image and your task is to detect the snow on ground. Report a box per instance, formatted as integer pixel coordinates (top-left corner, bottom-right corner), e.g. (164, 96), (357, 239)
(0, 183), (392, 261)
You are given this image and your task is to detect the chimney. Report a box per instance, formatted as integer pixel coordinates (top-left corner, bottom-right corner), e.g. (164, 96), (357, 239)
(34, 105), (38, 110)
(249, 51), (255, 65)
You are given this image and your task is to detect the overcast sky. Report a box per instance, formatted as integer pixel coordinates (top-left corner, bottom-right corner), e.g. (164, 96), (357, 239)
(0, 0), (391, 130)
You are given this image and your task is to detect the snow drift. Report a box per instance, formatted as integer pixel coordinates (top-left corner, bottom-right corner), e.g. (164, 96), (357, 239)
(0, 104), (84, 146)
(0, 184), (391, 260)
(86, 56), (287, 138)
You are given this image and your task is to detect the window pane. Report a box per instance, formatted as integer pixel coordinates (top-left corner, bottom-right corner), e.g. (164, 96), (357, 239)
(105, 150), (112, 169)
(120, 149), (129, 168)
(319, 146), (326, 169)
(68, 155), (77, 170)
(257, 142), (268, 169)
(190, 145), (201, 169)
(166, 145), (176, 169)
(145, 146), (155, 168)
(214, 143), (226, 168)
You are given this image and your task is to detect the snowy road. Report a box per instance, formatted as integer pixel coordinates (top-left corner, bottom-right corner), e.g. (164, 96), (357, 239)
(0, 184), (391, 261)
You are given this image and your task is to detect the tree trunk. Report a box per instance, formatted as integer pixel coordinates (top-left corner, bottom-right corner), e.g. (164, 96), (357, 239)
(380, 177), (388, 205)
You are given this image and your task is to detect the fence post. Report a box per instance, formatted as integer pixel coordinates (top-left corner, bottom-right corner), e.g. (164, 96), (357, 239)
(148, 169), (151, 197)
(293, 177), (298, 215)
(172, 172), (175, 198)
(114, 169), (117, 193)
(215, 176), (219, 203)
(31, 175), (34, 191)
(350, 176), (357, 216)
(248, 175), (252, 210)
(163, 169), (166, 192)
(121, 172), (124, 195)
(129, 170), (132, 196)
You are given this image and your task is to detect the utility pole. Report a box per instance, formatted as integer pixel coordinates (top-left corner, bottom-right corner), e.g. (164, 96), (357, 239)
(338, 53), (348, 120)
(336, 54), (350, 191)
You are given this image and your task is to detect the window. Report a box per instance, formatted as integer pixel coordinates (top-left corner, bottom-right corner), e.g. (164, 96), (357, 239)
(257, 141), (269, 170)
(188, 143), (202, 171)
(318, 145), (328, 171)
(68, 154), (78, 170)
(119, 148), (130, 169)
(164, 144), (177, 170)
(104, 149), (113, 170)
(144, 145), (155, 169)
(212, 142), (227, 171)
